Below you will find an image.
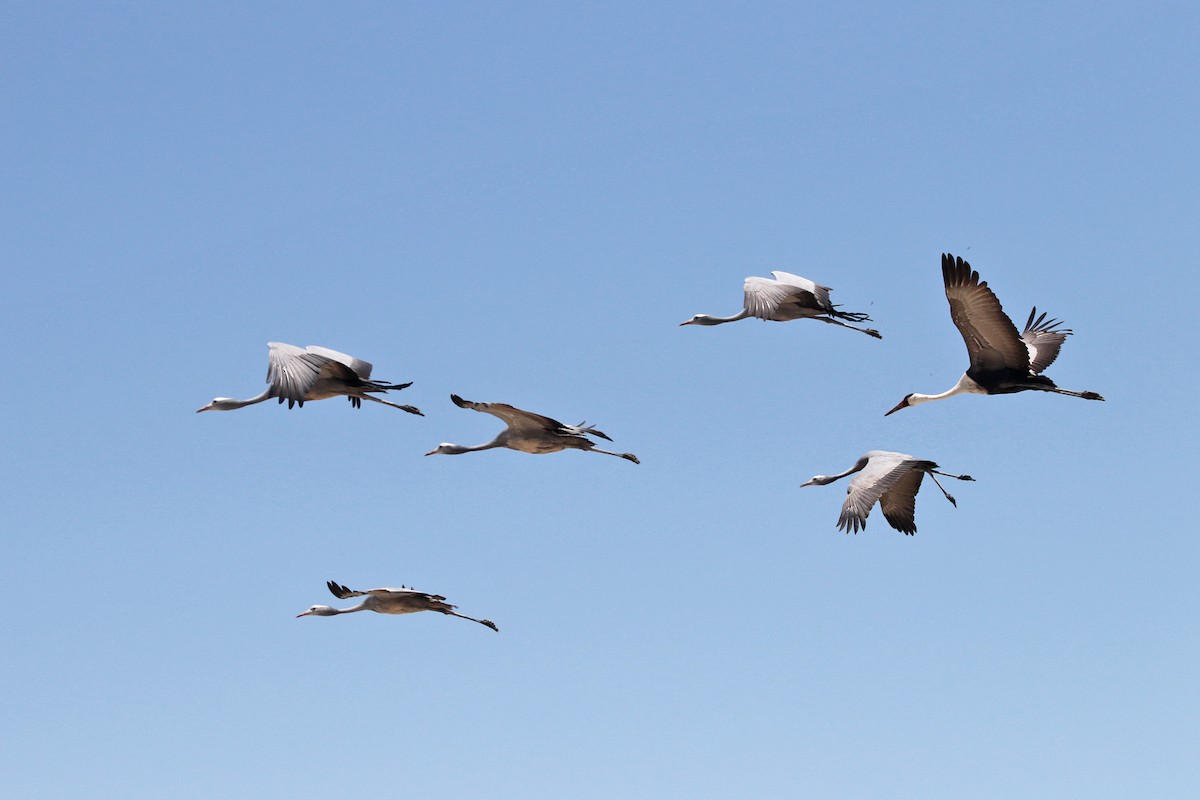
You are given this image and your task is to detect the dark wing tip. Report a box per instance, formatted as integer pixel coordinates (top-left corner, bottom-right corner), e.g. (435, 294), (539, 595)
(326, 581), (352, 599)
(450, 394), (469, 408)
(1023, 306), (1073, 337)
(942, 252), (980, 290)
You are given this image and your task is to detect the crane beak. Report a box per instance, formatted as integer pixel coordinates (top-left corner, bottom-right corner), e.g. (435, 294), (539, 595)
(678, 319), (694, 326)
(423, 449), (437, 456)
(884, 399), (908, 416)
(295, 611), (311, 618)
(196, 405), (211, 413)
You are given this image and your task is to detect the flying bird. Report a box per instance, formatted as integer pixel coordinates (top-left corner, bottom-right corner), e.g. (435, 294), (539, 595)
(886, 254), (1104, 415)
(425, 395), (640, 463)
(801, 450), (974, 535)
(296, 581), (498, 631)
(197, 342), (422, 415)
(680, 271), (881, 338)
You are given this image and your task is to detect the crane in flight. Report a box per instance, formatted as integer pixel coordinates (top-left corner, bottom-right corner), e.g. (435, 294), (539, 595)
(801, 450), (974, 535)
(197, 342), (422, 415)
(681, 271), (881, 338)
(297, 581), (498, 631)
(886, 254), (1104, 415)
(425, 395), (640, 463)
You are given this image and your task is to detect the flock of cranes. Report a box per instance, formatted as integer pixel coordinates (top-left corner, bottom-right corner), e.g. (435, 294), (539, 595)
(200, 253), (1104, 630)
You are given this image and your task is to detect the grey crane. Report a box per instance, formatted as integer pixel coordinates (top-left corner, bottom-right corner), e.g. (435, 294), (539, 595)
(425, 394), (640, 463)
(885, 254), (1104, 415)
(680, 270), (881, 338)
(296, 581), (498, 631)
(801, 450), (974, 535)
(197, 342), (422, 415)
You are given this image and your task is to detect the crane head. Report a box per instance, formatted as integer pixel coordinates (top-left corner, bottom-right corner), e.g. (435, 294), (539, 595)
(296, 605), (338, 618)
(197, 397), (236, 413)
(884, 394), (914, 416)
(679, 314), (721, 326)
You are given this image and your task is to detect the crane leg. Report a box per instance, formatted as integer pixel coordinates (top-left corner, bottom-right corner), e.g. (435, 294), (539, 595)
(590, 447), (641, 464)
(818, 316), (882, 339)
(926, 472), (959, 507)
(359, 394), (424, 415)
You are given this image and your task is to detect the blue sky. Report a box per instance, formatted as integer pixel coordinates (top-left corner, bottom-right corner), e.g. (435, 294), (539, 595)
(3, 2), (1197, 797)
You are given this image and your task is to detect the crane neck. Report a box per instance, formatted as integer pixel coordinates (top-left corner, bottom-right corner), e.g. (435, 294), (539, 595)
(206, 389), (273, 411)
(468, 436), (508, 453)
(803, 457), (869, 487)
(687, 310), (751, 326)
(909, 374), (986, 406)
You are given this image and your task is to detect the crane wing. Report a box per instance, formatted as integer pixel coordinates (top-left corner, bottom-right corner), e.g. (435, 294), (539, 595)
(266, 342), (330, 404)
(450, 394), (571, 435)
(769, 271), (833, 309)
(743, 275), (821, 319)
(1020, 307), (1072, 375)
(879, 469), (926, 535)
(941, 254), (1030, 374)
(304, 345), (374, 380)
(326, 581), (368, 599)
(326, 581), (444, 602)
(837, 453), (913, 534)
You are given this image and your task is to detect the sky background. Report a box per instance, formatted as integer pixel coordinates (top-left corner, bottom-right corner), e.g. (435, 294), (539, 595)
(3, 2), (1197, 797)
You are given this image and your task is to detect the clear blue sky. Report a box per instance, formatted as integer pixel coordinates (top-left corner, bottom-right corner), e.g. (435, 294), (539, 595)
(3, 2), (1197, 797)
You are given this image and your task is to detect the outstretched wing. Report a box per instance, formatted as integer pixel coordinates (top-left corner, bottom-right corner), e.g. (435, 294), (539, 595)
(266, 342), (332, 404)
(450, 394), (571, 435)
(770, 271), (833, 310)
(1020, 307), (1072, 375)
(327, 581), (445, 603)
(879, 469), (926, 535)
(304, 345), (374, 380)
(743, 273), (824, 319)
(837, 453), (914, 533)
(326, 581), (368, 599)
(941, 254), (1029, 374)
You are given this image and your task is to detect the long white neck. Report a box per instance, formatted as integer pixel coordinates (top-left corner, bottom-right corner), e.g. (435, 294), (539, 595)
(909, 374), (985, 406)
(684, 310), (750, 326)
(202, 389), (273, 411)
(805, 457), (869, 486)
(449, 439), (505, 455)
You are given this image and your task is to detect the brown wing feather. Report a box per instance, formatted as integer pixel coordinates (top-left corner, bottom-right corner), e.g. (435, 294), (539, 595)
(451, 394), (570, 434)
(879, 469), (925, 535)
(942, 254), (1030, 374)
